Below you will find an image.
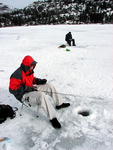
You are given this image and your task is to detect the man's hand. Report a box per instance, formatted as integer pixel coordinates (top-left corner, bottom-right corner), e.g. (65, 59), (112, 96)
(39, 79), (47, 84)
(36, 78), (47, 85)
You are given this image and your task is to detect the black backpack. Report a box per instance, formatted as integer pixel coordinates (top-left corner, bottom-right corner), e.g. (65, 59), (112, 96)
(0, 104), (17, 124)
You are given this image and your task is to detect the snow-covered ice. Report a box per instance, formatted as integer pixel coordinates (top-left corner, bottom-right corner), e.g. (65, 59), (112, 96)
(0, 24), (113, 150)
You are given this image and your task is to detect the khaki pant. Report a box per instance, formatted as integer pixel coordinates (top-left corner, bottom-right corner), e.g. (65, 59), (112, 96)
(22, 84), (64, 120)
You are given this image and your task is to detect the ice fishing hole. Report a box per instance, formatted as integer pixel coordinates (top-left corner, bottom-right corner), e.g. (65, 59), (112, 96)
(78, 109), (91, 117)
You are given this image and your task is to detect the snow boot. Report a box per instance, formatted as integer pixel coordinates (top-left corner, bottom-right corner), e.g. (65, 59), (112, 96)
(50, 118), (61, 129)
(56, 103), (70, 110)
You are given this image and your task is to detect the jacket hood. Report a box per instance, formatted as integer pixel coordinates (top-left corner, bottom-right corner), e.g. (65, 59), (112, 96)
(21, 55), (37, 72)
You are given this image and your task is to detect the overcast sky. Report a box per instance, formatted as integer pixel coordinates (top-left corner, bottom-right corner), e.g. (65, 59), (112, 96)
(1, 0), (40, 8)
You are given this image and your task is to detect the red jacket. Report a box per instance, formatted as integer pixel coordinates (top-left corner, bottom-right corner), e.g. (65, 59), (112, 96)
(9, 56), (37, 101)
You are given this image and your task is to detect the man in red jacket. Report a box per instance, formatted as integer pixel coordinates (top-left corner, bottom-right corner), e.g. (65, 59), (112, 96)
(9, 55), (70, 129)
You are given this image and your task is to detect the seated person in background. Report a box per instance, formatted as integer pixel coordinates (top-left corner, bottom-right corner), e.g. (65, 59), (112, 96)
(65, 32), (76, 46)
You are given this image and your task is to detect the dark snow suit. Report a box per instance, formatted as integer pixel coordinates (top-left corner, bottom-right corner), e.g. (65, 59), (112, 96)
(65, 32), (76, 46)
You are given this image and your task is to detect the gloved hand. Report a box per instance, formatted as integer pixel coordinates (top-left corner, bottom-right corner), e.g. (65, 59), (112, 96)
(35, 78), (47, 85)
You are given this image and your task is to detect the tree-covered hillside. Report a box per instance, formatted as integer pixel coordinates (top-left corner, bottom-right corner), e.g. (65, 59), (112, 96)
(0, 0), (113, 27)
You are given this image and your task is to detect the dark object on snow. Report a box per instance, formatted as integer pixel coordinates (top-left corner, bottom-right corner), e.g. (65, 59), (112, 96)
(65, 32), (76, 46)
(66, 48), (71, 52)
(50, 117), (61, 129)
(0, 104), (16, 124)
(56, 103), (70, 110)
(59, 44), (66, 48)
(78, 110), (90, 117)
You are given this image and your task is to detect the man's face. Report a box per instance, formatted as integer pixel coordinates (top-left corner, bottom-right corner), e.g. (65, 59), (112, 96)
(30, 64), (36, 70)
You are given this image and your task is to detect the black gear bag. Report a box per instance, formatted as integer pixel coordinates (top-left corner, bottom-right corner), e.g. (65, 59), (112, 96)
(0, 104), (17, 124)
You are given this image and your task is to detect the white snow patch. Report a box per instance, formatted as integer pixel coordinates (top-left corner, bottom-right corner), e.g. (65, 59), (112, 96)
(0, 24), (113, 150)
